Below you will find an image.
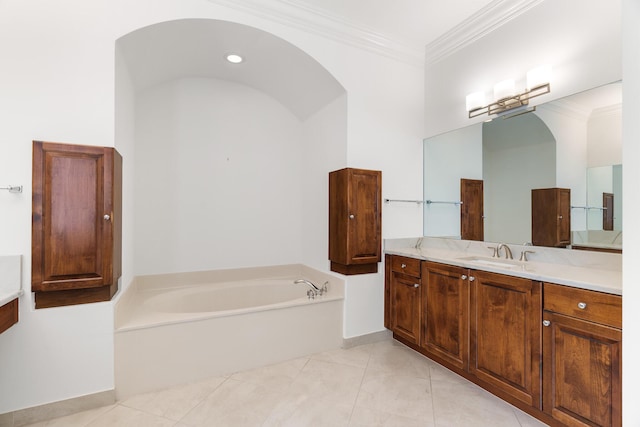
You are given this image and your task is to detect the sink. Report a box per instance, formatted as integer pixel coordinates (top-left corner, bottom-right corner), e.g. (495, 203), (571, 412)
(458, 256), (524, 270)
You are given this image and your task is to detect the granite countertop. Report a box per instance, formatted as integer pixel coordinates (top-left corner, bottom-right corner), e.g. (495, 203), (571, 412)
(385, 239), (622, 296)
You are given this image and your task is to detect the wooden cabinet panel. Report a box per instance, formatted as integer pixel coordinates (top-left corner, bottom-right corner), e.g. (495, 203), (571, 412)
(329, 168), (381, 275)
(460, 178), (484, 241)
(390, 271), (421, 345)
(544, 283), (621, 329)
(32, 141), (122, 308)
(390, 256), (421, 277)
(0, 299), (19, 334)
(532, 188), (571, 247)
(543, 311), (621, 427)
(470, 270), (541, 408)
(421, 262), (469, 370)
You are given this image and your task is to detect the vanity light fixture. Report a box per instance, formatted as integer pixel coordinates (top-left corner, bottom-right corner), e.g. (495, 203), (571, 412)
(225, 53), (244, 64)
(466, 65), (552, 119)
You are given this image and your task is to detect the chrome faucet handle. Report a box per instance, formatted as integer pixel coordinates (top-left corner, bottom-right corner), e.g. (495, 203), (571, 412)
(486, 246), (498, 258)
(519, 250), (535, 262)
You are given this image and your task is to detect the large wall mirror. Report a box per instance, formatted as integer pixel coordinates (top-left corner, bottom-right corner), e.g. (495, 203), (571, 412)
(423, 81), (622, 251)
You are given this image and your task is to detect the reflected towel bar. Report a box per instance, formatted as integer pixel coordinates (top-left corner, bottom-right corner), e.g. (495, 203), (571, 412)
(571, 205), (607, 210)
(384, 198), (424, 205)
(425, 200), (463, 205)
(0, 186), (22, 193)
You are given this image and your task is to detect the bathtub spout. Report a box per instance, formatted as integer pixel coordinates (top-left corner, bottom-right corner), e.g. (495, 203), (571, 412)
(295, 279), (327, 298)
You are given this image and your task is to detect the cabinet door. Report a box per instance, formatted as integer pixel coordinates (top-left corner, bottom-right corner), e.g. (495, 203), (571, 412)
(532, 188), (570, 247)
(470, 271), (541, 408)
(460, 178), (484, 241)
(390, 272), (421, 345)
(32, 141), (122, 308)
(543, 311), (622, 427)
(422, 262), (469, 370)
(329, 168), (381, 274)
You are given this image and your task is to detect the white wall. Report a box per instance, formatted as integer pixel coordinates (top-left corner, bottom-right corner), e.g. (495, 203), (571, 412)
(0, 0), (424, 412)
(622, 0), (640, 423)
(424, 0), (622, 138)
(134, 77), (305, 274)
(588, 107), (622, 167)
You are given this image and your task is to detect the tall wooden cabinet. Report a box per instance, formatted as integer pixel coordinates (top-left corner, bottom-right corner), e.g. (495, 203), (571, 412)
(32, 141), (122, 309)
(329, 168), (381, 275)
(531, 187), (571, 247)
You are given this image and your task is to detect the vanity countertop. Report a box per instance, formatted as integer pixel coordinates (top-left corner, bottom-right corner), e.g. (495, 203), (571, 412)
(386, 244), (621, 296)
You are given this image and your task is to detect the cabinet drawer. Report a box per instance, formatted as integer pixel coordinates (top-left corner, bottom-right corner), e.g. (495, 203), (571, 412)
(544, 283), (621, 328)
(390, 256), (421, 277)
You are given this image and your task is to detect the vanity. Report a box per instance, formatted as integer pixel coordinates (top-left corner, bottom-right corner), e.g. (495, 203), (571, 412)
(384, 237), (621, 427)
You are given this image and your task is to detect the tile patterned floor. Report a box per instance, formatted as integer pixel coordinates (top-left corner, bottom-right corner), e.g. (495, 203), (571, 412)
(22, 339), (548, 426)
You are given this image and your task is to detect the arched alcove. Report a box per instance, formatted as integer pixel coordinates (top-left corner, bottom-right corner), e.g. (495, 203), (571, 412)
(115, 19), (347, 278)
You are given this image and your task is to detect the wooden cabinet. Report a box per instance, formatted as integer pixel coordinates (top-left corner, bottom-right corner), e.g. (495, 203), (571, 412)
(385, 255), (421, 345)
(460, 178), (484, 241)
(421, 262), (469, 370)
(470, 270), (542, 409)
(329, 168), (381, 275)
(0, 299), (19, 334)
(532, 187), (571, 247)
(32, 141), (122, 309)
(543, 283), (622, 427)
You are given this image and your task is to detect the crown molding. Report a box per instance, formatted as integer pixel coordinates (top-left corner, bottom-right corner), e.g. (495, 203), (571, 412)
(592, 103), (622, 119)
(539, 98), (591, 121)
(424, 0), (545, 66)
(207, 0), (424, 67)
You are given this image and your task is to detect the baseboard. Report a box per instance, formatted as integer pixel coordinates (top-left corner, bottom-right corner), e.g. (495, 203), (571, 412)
(1, 390), (115, 427)
(342, 329), (391, 349)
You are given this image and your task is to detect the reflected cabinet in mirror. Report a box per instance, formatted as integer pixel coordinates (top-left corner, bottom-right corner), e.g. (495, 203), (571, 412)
(423, 81), (622, 252)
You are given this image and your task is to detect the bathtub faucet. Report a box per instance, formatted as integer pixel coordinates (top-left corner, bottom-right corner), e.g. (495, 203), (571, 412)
(294, 279), (328, 299)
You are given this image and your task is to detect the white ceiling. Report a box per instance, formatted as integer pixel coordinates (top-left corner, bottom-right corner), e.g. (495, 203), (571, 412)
(117, 0), (537, 120)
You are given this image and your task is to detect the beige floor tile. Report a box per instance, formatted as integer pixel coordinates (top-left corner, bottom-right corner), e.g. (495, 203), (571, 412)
(355, 370), (434, 421)
(85, 405), (175, 427)
(286, 358), (366, 407)
(310, 344), (372, 369)
(120, 375), (226, 421)
(348, 404), (432, 427)
(228, 357), (308, 392)
(19, 405), (116, 427)
(514, 409), (550, 426)
(429, 365), (525, 427)
(364, 340), (434, 379)
(179, 378), (282, 427)
(262, 394), (353, 427)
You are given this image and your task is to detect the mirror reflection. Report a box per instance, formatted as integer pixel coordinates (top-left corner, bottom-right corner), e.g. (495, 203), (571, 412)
(423, 81), (622, 252)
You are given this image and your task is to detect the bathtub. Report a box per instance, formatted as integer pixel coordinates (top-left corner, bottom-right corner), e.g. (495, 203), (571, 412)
(114, 264), (344, 399)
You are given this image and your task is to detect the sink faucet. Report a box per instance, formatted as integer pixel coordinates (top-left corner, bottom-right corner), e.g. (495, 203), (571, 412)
(294, 279), (328, 299)
(497, 243), (513, 259)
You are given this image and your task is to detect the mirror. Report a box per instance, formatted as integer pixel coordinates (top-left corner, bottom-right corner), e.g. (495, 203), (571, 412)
(423, 81), (622, 249)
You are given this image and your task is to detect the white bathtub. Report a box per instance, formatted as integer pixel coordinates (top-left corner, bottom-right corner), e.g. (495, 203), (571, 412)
(114, 264), (344, 399)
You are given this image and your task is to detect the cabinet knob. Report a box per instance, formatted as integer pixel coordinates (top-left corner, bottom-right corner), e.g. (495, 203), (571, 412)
(349, 214), (355, 219)
(413, 283), (419, 288)
(543, 320), (551, 327)
(461, 275), (467, 280)
(401, 263), (406, 269)
(468, 276), (475, 282)
(558, 215), (563, 219)
(103, 214), (111, 221)
(577, 302), (587, 310)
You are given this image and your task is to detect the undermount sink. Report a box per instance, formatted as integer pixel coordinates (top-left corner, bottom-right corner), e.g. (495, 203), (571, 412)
(458, 256), (524, 270)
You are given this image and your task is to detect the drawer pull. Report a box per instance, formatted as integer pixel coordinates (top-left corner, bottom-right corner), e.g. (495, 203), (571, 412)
(461, 275), (467, 280)
(401, 263), (407, 269)
(543, 320), (551, 327)
(577, 302), (587, 310)
(469, 276), (475, 282)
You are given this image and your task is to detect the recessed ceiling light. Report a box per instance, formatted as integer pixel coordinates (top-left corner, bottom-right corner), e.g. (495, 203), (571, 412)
(226, 54), (243, 64)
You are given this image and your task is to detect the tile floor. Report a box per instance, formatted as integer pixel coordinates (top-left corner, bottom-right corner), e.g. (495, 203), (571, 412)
(22, 338), (548, 426)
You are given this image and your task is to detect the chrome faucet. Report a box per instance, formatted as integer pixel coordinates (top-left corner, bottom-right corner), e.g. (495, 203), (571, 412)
(497, 243), (513, 259)
(294, 279), (328, 299)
